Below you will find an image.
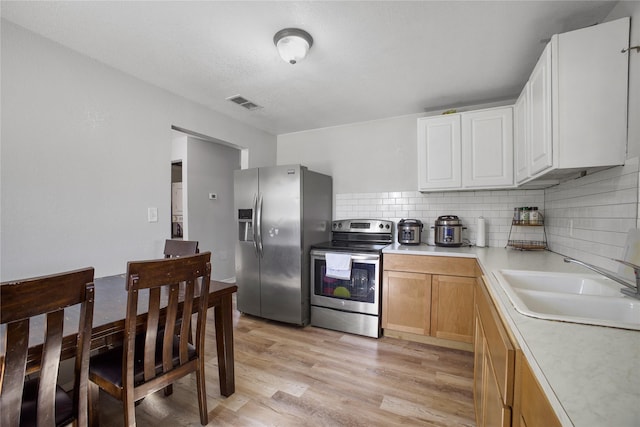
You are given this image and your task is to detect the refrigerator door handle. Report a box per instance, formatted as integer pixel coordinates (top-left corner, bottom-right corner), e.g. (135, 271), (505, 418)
(252, 194), (259, 256)
(256, 193), (264, 257)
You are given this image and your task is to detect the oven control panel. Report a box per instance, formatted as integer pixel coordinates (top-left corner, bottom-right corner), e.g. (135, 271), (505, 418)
(332, 219), (393, 233)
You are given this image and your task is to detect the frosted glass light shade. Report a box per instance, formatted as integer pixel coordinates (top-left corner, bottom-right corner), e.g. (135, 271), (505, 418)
(274, 28), (313, 64)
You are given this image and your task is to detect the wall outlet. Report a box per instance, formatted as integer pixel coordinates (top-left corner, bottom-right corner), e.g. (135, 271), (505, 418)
(208, 193), (217, 200)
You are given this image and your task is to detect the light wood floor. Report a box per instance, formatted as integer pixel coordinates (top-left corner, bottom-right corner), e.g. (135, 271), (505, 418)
(96, 298), (476, 426)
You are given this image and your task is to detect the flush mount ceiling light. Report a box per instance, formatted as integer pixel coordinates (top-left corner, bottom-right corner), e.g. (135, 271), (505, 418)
(273, 28), (313, 64)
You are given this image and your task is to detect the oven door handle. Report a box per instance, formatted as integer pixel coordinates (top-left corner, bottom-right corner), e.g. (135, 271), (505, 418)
(311, 251), (380, 262)
(349, 255), (380, 261)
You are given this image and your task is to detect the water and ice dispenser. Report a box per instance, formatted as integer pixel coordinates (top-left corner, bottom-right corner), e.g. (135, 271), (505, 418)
(238, 209), (254, 242)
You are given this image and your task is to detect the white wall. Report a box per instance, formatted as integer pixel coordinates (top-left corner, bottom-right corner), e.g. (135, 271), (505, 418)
(0, 21), (277, 280)
(185, 136), (239, 281)
(278, 113), (422, 194)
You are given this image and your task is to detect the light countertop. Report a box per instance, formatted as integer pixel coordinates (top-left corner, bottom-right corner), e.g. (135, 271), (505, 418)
(383, 243), (640, 427)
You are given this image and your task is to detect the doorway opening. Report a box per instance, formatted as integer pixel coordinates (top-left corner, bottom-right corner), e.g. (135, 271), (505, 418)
(171, 161), (183, 239)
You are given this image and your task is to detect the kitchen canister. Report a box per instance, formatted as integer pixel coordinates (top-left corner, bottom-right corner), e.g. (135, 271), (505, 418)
(477, 217), (486, 247)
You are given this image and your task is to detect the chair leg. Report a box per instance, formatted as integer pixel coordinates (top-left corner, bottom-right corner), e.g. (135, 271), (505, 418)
(196, 364), (208, 425)
(123, 391), (137, 427)
(163, 384), (173, 396)
(88, 382), (100, 427)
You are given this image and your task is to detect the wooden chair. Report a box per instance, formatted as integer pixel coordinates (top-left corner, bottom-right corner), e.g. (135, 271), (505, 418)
(88, 252), (212, 427)
(1, 268), (95, 427)
(163, 239), (199, 258)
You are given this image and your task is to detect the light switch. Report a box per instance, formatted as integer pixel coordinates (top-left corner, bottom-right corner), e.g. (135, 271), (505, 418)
(148, 207), (158, 223)
(208, 193), (218, 200)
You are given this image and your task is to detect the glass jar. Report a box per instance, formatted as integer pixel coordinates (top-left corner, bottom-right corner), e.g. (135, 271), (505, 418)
(530, 207), (539, 224)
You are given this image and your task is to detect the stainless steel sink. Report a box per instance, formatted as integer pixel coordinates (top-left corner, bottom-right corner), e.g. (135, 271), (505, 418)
(493, 270), (640, 331)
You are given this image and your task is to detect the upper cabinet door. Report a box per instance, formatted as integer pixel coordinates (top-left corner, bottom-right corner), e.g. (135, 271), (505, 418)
(418, 115), (462, 190)
(462, 107), (514, 188)
(555, 17), (629, 169)
(514, 85), (529, 184)
(528, 42), (553, 177)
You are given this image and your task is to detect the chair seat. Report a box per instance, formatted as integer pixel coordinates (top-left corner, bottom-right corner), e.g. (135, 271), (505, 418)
(89, 333), (197, 389)
(20, 377), (75, 427)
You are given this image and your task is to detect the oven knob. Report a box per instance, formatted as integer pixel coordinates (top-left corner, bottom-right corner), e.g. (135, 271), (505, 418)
(338, 223), (342, 228)
(385, 224), (390, 229)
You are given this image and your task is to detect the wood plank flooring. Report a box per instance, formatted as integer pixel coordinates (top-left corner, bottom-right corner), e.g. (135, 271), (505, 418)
(95, 297), (476, 426)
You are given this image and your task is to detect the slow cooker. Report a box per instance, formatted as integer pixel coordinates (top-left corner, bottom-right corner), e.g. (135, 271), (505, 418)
(434, 215), (464, 247)
(397, 219), (423, 245)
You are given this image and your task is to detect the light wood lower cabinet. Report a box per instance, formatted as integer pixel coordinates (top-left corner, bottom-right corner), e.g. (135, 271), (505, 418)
(475, 276), (562, 427)
(382, 270), (431, 335)
(382, 254), (477, 344)
(474, 277), (514, 427)
(431, 275), (476, 343)
(513, 352), (562, 427)
(383, 254), (562, 427)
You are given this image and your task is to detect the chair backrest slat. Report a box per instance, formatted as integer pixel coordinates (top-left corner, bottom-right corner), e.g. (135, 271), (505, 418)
(195, 278), (211, 352)
(144, 287), (162, 382)
(2, 320), (30, 426)
(73, 282), (94, 427)
(1, 267), (94, 427)
(178, 281), (195, 364)
(38, 310), (65, 425)
(162, 283), (180, 373)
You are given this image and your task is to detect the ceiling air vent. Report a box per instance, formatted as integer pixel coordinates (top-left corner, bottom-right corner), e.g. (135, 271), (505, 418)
(226, 95), (263, 111)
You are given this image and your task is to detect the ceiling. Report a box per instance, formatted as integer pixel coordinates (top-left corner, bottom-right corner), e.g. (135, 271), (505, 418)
(1, 1), (618, 135)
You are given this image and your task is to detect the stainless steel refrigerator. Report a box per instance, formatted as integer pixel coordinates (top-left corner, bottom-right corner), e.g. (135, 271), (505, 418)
(234, 165), (332, 325)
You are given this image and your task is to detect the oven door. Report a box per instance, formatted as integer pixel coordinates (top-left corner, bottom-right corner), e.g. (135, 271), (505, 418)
(310, 250), (380, 316)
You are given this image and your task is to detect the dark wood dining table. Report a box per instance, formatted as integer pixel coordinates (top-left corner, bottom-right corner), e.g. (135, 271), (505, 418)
(20, 274), (238, 397)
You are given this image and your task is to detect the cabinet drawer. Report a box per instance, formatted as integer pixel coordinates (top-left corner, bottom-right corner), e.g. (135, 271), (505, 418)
(477, 277), (515, 406)
(384, 254), (478, 277)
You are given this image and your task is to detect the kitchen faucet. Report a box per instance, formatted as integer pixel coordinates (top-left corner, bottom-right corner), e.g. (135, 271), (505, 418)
(563, 257), (640, 300)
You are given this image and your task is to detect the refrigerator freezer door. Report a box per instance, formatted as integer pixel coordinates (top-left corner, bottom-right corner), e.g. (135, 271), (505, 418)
(234, 168), (261, 317)
(259, 165), (303, 324)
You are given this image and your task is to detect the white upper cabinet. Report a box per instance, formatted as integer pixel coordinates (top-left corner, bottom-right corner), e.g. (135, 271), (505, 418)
(462, 107), (513, 188)
(514, 83), (529, 183)
(516, 17), (629, 185)
(528, 42), (553, 177)
(417, 114), (462, 190)
(418, 107), (513, 192)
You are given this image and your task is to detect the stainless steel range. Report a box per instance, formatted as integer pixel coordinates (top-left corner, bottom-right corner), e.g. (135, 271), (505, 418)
(310, 219), (393, 338)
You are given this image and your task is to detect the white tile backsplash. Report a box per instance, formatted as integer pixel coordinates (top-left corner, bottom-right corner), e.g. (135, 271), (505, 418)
(544, 158), (639, 273)
(335, 189), (545, 247)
